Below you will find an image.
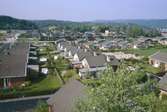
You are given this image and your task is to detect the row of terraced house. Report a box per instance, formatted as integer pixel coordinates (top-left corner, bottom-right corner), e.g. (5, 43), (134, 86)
(57, 40), (120, 78)
(0, 42), (41, 89)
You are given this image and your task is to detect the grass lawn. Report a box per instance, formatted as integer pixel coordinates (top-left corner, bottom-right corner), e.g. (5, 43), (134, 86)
(125, 47), (167, 57)
(54, 57), (70, 73)
(21, 75), (61, 95)
(0, 75), (62, 99)
(62, 69), (77, 82)
(125, 59), (161, 74)
(140, 63), (161, 74)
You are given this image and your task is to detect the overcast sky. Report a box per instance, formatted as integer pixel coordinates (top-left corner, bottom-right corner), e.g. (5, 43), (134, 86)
(0, 0), (167, 21)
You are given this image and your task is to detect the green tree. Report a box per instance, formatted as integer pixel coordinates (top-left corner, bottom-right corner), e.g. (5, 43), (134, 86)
(128, 25), (143, 38)
(74, 65), (167, 112)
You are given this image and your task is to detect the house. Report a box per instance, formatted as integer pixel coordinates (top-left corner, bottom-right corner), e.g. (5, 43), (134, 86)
(103, 30), (113, 37)
(159, 38), (167, 45)
(68, 47), (79, 58)
(99, 40), (120, 51)
(79, 55), (107, 77)
(72, 50), (93, 69)
(82, 55), (107, 68)
(73, 50), (93, 62)
(65, 46), (79, 58)
(79, 54), (120, 77)
(27, 44), (39, 74)
(83, 32), (95, 41)
(47, 79), (85, 112)
(0, 43), (30, 88)
(133, 38), (156, 49)
(158, 74), (167, 97)
(161, 29), (167, 37)
(57, 41), (70, 51)
(100, 41), (115, 51)
(149, 52), (167, 72)
(58, 42), (79, 58)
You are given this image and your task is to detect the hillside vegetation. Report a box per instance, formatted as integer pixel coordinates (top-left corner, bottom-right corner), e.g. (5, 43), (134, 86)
(0, 16), (37, 30)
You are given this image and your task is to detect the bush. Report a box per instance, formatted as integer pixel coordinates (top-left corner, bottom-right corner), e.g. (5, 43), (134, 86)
(63, 70), (76, 81)
(34, 101), (48, 112)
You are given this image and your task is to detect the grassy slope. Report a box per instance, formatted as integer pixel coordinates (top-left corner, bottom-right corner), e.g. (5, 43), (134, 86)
(126, 47), (167, 57)
(21, 75), (61, 95)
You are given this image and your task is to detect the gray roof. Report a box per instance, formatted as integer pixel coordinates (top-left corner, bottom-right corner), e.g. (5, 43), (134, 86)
(107, 55), (120, 66)
(149, 52), (167, 63)
(47, 79), (85, 112)
(0, 43), (30, 78)
(109, 58), (120, 66)
(159, 74), (167, 91)
(85, 55), (107, 68)
(60, 42), (71, 48)
(76, 50), (93, 61)
(70, 47), (79, 56)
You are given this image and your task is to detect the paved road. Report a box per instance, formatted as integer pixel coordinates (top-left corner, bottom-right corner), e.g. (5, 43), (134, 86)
(0, 95), (52, 112)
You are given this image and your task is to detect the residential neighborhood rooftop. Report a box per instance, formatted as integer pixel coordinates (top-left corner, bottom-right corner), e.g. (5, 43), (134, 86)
(85, 55), (107, 68)
(0, 43), (30, 78)
(77, 50), (93, 61)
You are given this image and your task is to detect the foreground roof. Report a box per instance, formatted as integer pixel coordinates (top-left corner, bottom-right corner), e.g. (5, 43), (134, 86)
(0, 43), (30, 78)
(47, 79), (85, 112)
(149, 52), (167, 63)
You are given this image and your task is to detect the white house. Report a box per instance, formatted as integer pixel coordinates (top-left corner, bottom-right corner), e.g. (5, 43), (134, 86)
(79, 55), (107, 77)
(72, 50), (93, 68)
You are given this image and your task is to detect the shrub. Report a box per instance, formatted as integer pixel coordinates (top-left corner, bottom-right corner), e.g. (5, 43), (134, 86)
(34, 101), (48, 112)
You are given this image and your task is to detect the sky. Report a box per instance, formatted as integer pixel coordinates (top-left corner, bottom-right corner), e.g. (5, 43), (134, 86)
(0, 0), (167, 21)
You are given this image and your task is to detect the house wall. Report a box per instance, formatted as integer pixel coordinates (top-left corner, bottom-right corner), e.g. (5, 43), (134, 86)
(133, 45), (138, 49)
(57, 44), (62, 51)
(48, 105), (53, 112)
(149, 59), (160, 68)
(149, 59), (167, 72)
(68, 51), (73, 57)
(79, 71), (86, 77)
(160, 90), (167, 100)
(73, 63), (83, 69)
(100, 46), (108, 51)
(73, 54), (79, 62)
(82, 59), (89, 68)
(8, 77), (25, 88)
(165, 64), (167, 71)
(0, 77), (25, 88)
(159, 41), (167, 45)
